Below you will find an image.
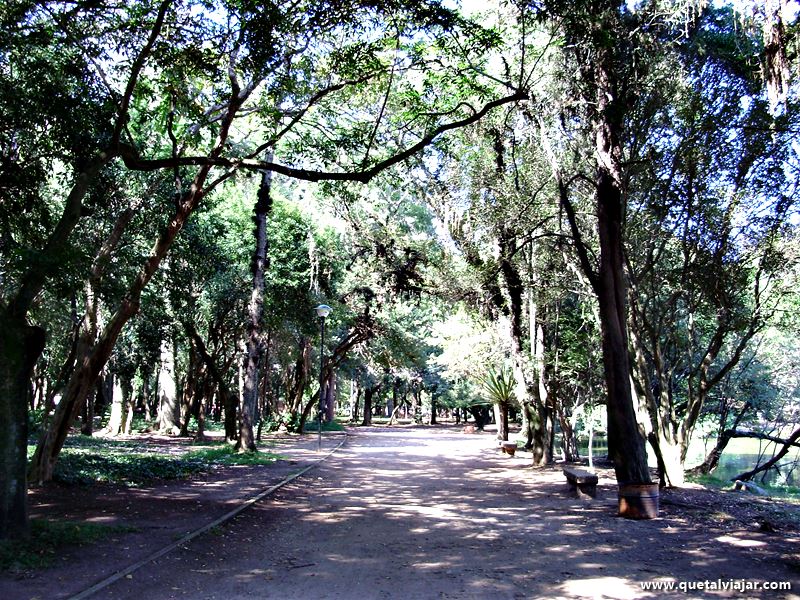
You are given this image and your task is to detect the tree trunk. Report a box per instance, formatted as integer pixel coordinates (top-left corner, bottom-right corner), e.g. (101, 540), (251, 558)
(122, 377), (134, 435)
(412, 386), (422, 424)
(325, 370), (336, 423)
(0, 318), (46, 539)
(182, 320), (236, 441)
(529, 322), (552, 466)
(387, 378), (396, 419)
(362, 387), (374, 426)
(196, 376), (213, 442)
(690, 426), (743, 476)
(107, 376), (126, 436)
(157, 338), (179, 433)
(549, 4), (652, 486)
(589, 20), (651, 484)
(238, 168), (273, 452)
(350, 379), (360, 423)
(595, 175), (651, 484)
(559, 407), (580, 462)
(520, 402), (534, 450)
(141, 366), (153, 422)
(80, 385), (95, 436)
(179, 347), (198, 437)
(494, 402), (509, 441)
(531, 401), (553, 466)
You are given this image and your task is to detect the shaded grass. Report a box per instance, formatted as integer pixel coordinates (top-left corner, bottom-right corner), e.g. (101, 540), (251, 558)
(690, 472), (800, 500)
(0, 519), (137, 571)
(303, 418), (345, 433)
(27, 437), (281, 486)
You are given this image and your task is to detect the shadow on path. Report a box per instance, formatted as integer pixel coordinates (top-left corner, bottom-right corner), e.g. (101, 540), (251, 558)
(94, 427), (798, 600)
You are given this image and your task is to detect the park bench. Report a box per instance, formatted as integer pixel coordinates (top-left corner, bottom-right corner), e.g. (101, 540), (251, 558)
(563, 466), (598, 498)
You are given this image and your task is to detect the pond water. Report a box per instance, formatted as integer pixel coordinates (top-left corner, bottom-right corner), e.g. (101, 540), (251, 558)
(574, 437), (800, 488)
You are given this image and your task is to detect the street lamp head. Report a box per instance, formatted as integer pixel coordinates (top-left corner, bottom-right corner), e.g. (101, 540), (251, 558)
(314, 304), (332, 319)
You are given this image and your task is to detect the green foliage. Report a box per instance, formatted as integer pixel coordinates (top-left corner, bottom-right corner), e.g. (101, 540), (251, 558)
(187, 444), (282, 466)
(0, 519), (137, 571)
(304, 418), (345, 432)
(27, 407), (47, 435)
(477, 366), (515, 405)
(279, 410), (304, 434)
(41, 438), (279, 486)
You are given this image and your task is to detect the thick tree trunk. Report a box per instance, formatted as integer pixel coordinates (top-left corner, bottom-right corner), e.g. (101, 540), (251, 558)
(238, 169), (273, 452)
(531, 402), (553, 466)
(590, 19), (651, 483)
(362, 387), (374, 426)
(412, 386), (422, 424)
(122, 377), (134, 435)
(141, 366), (153, 422)
(0, 317), (45, 539)
(596, 173), (651, 484)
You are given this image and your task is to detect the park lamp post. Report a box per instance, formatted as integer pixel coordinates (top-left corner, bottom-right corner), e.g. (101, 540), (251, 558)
(314, 304), (332, 451)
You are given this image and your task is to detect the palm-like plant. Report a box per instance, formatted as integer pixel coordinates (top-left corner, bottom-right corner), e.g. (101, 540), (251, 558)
(478, 366), (515, 441)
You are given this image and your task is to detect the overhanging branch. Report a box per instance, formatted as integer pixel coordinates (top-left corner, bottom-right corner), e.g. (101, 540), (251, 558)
(119, 89), (528, 183)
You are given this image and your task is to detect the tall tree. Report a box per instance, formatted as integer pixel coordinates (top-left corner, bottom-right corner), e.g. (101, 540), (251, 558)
(238, 169), (274, 451)
(0, 1), (172, 537)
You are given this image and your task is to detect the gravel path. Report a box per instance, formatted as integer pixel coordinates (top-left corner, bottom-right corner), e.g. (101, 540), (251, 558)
(86, 427), (799, 600)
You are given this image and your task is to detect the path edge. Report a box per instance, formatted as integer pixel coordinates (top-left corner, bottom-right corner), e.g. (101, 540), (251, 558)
(68, 434), (348, 600)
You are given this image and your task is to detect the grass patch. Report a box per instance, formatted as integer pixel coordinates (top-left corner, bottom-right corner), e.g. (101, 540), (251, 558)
(0, 519), (136, 571)
(689, 472), (800, 500)
(186, 444), (281, 466)
(33, 437), (281, 486)
(303, 419), (345, 433)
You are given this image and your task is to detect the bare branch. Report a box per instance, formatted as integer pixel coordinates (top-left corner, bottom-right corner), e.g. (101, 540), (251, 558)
(119, 89), (529, 183)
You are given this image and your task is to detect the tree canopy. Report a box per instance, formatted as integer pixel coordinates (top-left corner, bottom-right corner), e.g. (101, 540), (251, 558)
(1, 0), (798, 539)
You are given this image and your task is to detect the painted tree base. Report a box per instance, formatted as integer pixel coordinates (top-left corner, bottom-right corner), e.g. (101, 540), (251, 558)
(618, 483), (659, 519)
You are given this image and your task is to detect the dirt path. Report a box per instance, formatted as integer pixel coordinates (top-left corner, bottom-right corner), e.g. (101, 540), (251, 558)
(5, 427), (800, 599)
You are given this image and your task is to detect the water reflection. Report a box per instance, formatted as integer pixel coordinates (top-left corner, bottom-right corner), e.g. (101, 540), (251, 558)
(572, 437), (799, 488)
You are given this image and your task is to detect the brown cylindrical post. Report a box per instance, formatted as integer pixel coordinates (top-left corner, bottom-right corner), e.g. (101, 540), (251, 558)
(618, 483), (660, 519)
